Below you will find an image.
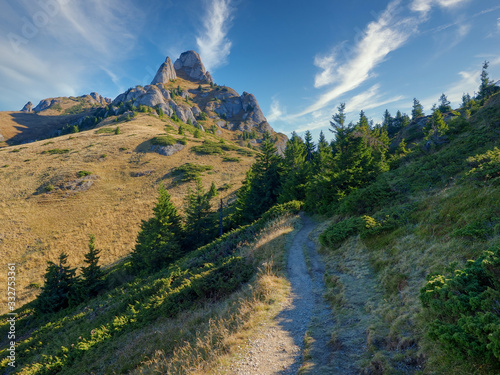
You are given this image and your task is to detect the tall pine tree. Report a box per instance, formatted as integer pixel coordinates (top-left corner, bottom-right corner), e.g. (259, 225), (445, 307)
(236, 133), (282, 223)
(36, 252), (78, 314)
(131, 185), (184, 273)
(80, 235), (105, 298)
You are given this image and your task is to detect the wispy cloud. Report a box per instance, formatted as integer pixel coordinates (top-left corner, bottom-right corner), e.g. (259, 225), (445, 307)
(196, 0), (234, 72)
(267, 97), (285, 122)
(293, 0), (417, 118)
(0, 0), (144, 110)
(345, 85), (405, 114)
(410, 0), (470, 15)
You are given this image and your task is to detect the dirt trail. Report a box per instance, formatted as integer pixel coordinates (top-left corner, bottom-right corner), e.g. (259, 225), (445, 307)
(230, 214), (336, 374)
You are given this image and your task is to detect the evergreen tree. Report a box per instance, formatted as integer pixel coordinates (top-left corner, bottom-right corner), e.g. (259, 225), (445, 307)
(438, 93), (452, 113)
(304, 130), (315, 162)
(329, 103), (350, 158)
(36, 252), (78, 314)
(382, 109), (392, 129)
(279, 132), (307, 203)
(80, 235), (105, 298)
(424, 106), (448, 141)
(412, 98), (424, 120)
(184, 179), (217, 249)
(235, 134), (282, 223)
(131, 185), (184, 272)
(478, 61), (496, 101)
(315, 130), (330, 173)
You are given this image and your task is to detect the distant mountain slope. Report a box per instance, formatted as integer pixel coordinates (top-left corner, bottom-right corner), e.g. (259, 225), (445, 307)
(0, 112), (257, 312)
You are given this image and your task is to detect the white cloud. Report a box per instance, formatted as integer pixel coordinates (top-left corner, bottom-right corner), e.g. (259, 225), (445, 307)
(345, 85), (405, 114)
(267, 97), (284, 122)
(420, 67), (482, 110)
(196, 0), (233, 72)
(0, 0), (145, 110)
(410, 0), (470, 15)
(293, 0), (417, 118)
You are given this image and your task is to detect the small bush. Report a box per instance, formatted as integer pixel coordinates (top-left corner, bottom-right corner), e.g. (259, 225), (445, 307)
(45, 184), (55, 192)
(172, 163), (213, 182)
(466, 147), (500, 183)
(319, 217), (364, 248)
(420, 246), (500, 368)
(191, 141), (224, 155)
(42, 148), (70, 155)
(77, 170), (93, 178)
(95, 127), (115, 134)
(223, 156), (240, 162)
(151, 135), (177, 147)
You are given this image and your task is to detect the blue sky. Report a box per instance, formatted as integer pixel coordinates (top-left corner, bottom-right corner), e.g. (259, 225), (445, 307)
(1, 0), (499, 140)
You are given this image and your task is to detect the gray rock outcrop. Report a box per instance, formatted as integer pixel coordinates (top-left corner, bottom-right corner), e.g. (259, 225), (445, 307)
(174, 50), (213, 83)
(34, 98), (62, 112)
(21, 101), (33, 112)
(151, 57), (177, 85)
(151, 143), (185, 156)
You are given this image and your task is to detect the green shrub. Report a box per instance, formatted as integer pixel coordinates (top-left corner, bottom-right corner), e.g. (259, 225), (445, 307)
(42, 148), (70, 155)
(420, 247), (500, 368)
(466, 147), (500, 183)
(77, 170), (92, 178)
(223, 156), (240, 162)
(319, 217), (364, 248)
(191, 141), (223, 155)
(95, 127), (115, 134)
(151, 135), (176, 147)
(172, 163), (213, 182)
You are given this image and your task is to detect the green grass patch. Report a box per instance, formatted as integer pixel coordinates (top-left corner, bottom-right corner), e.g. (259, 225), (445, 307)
(172, 163), (213, 182)
(223, 156), (240, 162)
(95, 127), (116, 134)
(151, 135), (177, 147)
(77, 170), (92, 178)
(41, 148), (70, 155)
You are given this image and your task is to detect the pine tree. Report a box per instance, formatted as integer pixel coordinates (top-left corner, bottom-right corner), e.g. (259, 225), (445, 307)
(478, 61), (496, 101)
(80, 235), (105, 298)
(382, 109), (392, 129)
(131, 185), (184, 272)
(279, 132), (307, 203)
(36, 252), (78, 314)
(438, 93), (452, 113)
(304, 130), (315, 162)
(424, 106), (448, 141)
(184, 179), (217, 249)
(412, 98), (424, 120)
(235, 134), (282, 223)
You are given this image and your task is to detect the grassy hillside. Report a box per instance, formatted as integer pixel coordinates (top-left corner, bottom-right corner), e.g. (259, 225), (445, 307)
(0, 112), (258, 313)
(0, 202), (301, 374)
(317, 93), (500, 373)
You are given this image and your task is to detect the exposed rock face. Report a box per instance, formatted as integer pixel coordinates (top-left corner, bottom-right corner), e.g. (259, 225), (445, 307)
(21, 101), (33, 112)
(112, 84), (199, 124)
(174, 50), (213, 83)
(88, 92), (112, 105)
(151, 57), (177, 84)
(34, 98), (62, 112)
(151, 143), (185, 156)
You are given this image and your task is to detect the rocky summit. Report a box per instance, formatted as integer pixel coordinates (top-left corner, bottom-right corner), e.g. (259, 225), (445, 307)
(174, 50), (213, 83)
(151, 56), (177, 84)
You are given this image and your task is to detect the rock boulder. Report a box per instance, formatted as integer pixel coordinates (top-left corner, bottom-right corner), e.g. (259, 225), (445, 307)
(174, 50), (213, 83)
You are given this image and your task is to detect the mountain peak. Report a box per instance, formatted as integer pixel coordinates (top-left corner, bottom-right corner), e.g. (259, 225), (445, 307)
(151, 56), (177, 85)
(174, 50), (213, 83)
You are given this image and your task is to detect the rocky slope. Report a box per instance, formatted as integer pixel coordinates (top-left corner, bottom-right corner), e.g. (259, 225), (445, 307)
(4, 50), (285, 151)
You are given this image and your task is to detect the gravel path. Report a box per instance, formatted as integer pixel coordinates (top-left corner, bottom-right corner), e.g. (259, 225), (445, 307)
(230, 214), (335, 374)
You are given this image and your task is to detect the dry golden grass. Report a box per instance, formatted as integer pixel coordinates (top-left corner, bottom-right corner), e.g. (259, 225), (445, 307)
(0, 112), (256, 313)
(130, 215), (298, 375)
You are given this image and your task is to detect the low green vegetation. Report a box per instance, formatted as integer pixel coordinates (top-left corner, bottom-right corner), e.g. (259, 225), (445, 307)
(150, 135), (177, 147)
(41, 148), (70, 155)
(172, 163), (213, 182)
(77, 170), (92, 178)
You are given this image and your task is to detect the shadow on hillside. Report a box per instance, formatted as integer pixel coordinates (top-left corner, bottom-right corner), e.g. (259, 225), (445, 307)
(3, 112), (87, 145)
